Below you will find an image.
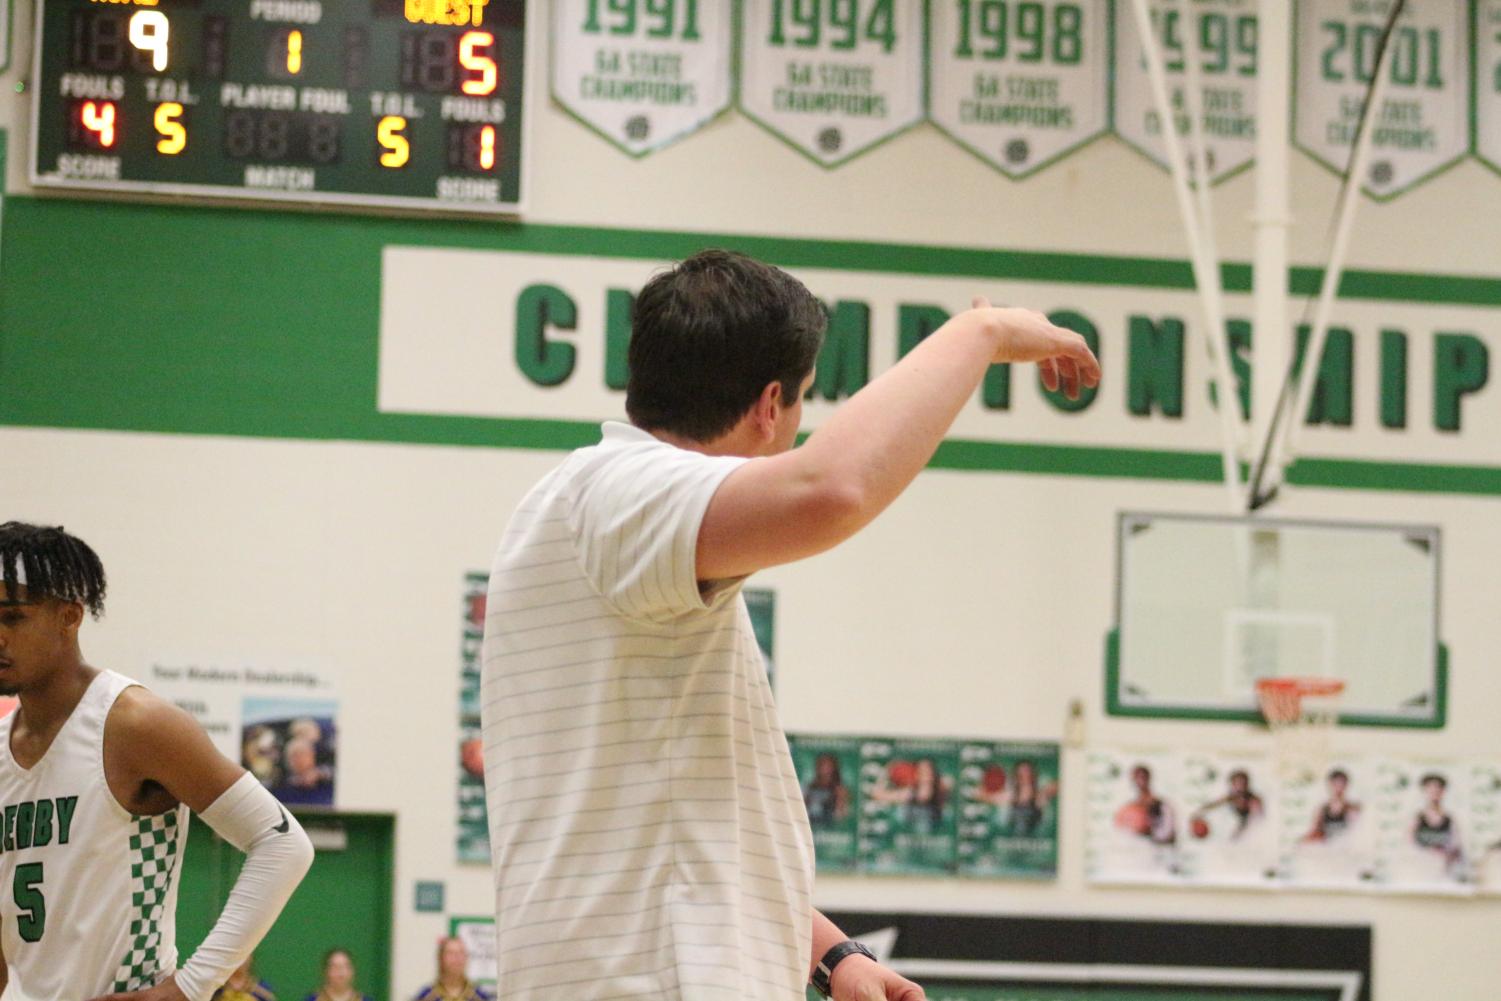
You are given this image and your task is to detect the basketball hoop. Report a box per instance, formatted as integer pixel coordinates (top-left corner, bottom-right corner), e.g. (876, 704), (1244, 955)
(1257, 677), (1345, 779)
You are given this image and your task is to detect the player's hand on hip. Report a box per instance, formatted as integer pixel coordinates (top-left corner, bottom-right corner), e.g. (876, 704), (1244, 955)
(970, 296), (1101, 400)
(86, 973), (190, 1001)
(829, 953), (927, 1001)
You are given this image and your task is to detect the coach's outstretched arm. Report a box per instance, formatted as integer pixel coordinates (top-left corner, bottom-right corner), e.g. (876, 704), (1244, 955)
(87, 691), (315, 1001)
(698, 299), (1100, 579)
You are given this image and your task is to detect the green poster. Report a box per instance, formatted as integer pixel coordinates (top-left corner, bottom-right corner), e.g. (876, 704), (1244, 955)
(457, 572), (490, 864)
(745, 587), (776, 690)
(956, 741), (1061, 879)
(789, 734), (862, 872)
(859, 737), (960, 875)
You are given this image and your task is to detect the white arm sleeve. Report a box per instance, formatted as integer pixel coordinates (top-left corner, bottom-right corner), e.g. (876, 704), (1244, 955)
(172, 773), (315, 1001)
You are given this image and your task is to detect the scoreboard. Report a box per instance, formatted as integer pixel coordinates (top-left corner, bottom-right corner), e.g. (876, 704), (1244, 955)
(31, 0), (528, 214)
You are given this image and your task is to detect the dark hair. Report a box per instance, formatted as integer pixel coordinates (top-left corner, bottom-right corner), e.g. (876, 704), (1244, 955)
(1229, 769), (1250, 784)
(1420, 773), (1447, 789)
(0, 523), (107, 617)
(915, 758), (947, 812)
(626, 249), (826, 442)
(1328, 768), (1349, 782)
(323, 947), (354, 971)
(813, 752), (842, 788)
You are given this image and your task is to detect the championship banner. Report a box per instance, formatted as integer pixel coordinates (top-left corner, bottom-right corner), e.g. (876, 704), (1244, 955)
(1477, 0), (1501, 175)
(1113, 0), (1260, 182)
(929, 0), (1111, 176)
(739, 0), (925, 166)
(551, 0), (733, 156)
(1293, 0), (1470, 198)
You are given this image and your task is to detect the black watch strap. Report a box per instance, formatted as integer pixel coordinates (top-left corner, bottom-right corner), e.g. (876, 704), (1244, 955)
(811, 939), (876, 998)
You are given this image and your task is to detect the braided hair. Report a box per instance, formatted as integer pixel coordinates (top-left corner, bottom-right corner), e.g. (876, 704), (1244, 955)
(0, 522), (107, 618)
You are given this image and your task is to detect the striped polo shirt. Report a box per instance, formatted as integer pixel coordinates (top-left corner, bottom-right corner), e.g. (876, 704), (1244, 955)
(480, 421), (815, 1001)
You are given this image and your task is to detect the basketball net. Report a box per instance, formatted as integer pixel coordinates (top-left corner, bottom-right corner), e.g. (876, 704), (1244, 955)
(1256, 677), (1345, 781)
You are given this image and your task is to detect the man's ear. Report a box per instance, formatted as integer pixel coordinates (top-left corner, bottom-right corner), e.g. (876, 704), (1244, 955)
(58, 600), (84, 634)
(752, 381), (784, 442)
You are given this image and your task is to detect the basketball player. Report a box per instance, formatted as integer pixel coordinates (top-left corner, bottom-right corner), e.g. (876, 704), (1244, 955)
(1114, 764), (1177, 845)
(1302, 768), (1361, 843)
(481, 250), (1100, 1001)
(0, 523), (314, 1001)
(1189, 769), (1265, 839)
(1411, 773), (1463, 866)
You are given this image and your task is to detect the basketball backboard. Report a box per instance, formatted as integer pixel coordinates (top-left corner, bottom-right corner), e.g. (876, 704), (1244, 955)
(1106, 512), (1446, 728)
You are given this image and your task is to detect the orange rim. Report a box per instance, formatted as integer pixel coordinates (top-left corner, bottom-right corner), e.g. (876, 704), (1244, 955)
(1255, 677), (1346, 697)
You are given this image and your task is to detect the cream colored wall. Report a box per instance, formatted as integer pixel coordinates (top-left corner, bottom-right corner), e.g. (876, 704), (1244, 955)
(4, 3), (1500, 997)
(5, 425), (1499, 998)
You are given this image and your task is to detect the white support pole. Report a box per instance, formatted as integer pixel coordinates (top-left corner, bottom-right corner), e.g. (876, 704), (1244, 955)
(1250, 0), (1294, 499)
(1264, 28), (1396, 482)
(1129, 0), (1245, 513)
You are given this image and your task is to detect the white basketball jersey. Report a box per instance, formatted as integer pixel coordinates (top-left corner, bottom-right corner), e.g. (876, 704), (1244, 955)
(0, 671), (187, 1000)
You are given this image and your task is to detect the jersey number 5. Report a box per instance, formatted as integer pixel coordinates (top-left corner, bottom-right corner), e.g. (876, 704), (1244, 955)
(13, 863), (45, 942)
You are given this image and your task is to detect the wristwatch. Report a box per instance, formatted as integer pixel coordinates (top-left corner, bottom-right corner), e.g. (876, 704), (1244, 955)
(810, 939), (877, 998)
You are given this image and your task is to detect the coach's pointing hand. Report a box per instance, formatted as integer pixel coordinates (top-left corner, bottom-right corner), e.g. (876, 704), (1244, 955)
(86, 974), (190, 1001)
(829, 952), (927, 1001)
(971, 295), (1102, 400)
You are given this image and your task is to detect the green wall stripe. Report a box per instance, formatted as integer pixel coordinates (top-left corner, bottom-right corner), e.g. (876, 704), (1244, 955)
(11, 409), (1500, 497)
(3, 196), (1498, 495)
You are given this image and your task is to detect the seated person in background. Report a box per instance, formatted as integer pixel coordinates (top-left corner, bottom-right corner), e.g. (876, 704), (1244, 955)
(413, 937), (493, 1001)
(214, 955), (277, 1001)
(304, 948), (375, 1001)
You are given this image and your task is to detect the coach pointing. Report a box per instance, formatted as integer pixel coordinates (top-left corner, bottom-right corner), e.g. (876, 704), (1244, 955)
(479, 250), (1100, 1001)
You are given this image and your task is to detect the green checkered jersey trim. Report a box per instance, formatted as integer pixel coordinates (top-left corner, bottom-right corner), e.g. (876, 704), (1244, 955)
(111, 810), (183, 991)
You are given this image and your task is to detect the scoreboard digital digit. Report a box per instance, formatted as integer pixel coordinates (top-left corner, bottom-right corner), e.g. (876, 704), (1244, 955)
(31, 0), (528, 214)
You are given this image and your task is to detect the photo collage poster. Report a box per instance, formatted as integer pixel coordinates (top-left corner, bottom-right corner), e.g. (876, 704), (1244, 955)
(1088, 747), (1501, 895)
(791, 733), (1061, 879)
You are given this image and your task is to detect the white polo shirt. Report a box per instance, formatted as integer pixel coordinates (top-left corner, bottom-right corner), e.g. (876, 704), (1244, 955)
(480, 421), (815, 1001)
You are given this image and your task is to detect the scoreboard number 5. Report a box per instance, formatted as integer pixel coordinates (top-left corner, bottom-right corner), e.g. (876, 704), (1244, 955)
(459, 31), (498, 95)
(379, 116), (412, 168)
(155, 102), (187, 155)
